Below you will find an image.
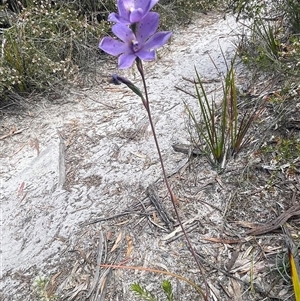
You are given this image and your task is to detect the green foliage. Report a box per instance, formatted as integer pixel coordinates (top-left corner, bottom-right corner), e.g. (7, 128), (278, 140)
(284, 0), (300, 33)
(253, 19), (281, 59)
(185, 57), (263, 167)
(258, 135), (300, 187)
(228, 0), (300, 35)
(131, 280), (174, 301)
(62, 0), (117, 24)
(154, 0), (220, 29)
(230, 0), (300, 78)
(261, 137), (300, 165)
(0, 0), (109, 95)
(160, 0), (219, 12)
(33, 276), (57, 301)
(0, 0), (222, 97)
(4, 0), (35, 13)
(239, 18), (283, 73)
(226, 0), (266, 21)
(131, 283), (158, 301)
(161, 280), (174, 301)
(240, 34), (300, 77)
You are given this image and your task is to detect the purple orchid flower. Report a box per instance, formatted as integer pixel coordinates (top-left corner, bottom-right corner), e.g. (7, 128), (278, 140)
(108, 0), (159, 25)
(99, 12), (171, 69)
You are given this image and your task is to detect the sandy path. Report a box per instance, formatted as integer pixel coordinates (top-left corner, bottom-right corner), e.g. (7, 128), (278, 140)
(1, 12), (243, 300)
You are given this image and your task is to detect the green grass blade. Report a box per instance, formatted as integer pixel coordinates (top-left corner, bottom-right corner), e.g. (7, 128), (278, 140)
(131, 283), (158, 301)
(162, 280), (174, 301)
(184, 102), (214, 152)
(194, 68), (223, 162)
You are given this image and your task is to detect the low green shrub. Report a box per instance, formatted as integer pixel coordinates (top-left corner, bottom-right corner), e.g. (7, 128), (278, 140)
(226, 0), (266, 20)
(228, 0), (300, 78)
(283, 0), (300, 33)
(0, 0), (109, 95)
(158, 0), (221, 23)
(33, 275), (57, 301)
(261, 136), (300, 167)
(239, 18), (283, 72)
(239, 24), (300, 77)
(131, 280), (174, 301)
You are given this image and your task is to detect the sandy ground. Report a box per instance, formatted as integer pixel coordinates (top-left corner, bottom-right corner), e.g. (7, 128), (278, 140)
(1, 12), (298, 301)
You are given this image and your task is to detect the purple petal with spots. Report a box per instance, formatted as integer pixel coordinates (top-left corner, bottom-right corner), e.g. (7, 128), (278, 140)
(136, 12), (159, 44)
(118, 53), (137, 69)
(129, 8), (143, 23)
(112, 24), (135, 44)
(135, 0), (159, 15)
(143, 31), (172, 50)
(108, 12), (130, 25)
(99, 37), (129, 56)
(117, 0), (131, 20)
(99, 1), (172, 69)
(136, 49), (156, 61)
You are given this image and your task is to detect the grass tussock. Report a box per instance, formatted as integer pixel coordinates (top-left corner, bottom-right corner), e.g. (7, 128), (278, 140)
(185, 56), (265, 168)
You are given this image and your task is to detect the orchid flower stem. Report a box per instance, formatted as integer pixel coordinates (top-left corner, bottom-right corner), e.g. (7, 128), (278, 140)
(136, 58), (209, 301)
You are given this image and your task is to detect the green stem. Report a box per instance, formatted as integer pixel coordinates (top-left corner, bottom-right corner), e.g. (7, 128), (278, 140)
(135, 58), (209, 301)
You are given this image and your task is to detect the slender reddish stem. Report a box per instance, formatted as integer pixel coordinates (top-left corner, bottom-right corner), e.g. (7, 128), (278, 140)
(135, 58), (209, 301)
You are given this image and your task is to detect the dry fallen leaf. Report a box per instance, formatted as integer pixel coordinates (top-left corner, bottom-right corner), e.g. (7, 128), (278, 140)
(17, 182), (25, 196)
(153, 211), (158, 223)
(106, 231), (112, 241)
(30, 138), (40, 156)
(110, 231), (123, 253)
(201, 236), (240, 244)
(231, 279), (242, 301)
(0, 126), (16, 140)
(172, 192), (179, 206)
(100, 276), (108, 294)
(125, 235), (133, 258)
(47, 271), (61, 296)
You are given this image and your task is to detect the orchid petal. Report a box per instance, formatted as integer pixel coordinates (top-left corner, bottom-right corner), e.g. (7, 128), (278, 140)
(99, 37), (129, 56)
(101, 0), (170, 69)
(110, 0), (159, 24)
(117, 0), (132, 19)
(129, 8), (143, 23)
(136, 49), (156, 61)
(143, 31), (172, 50)
(135, 0), (159, 15)
(136, 12), (159, 44)
(112, 24), (135, 44)
(108, 12), (130, 25)
(118, 53), (136, 69)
